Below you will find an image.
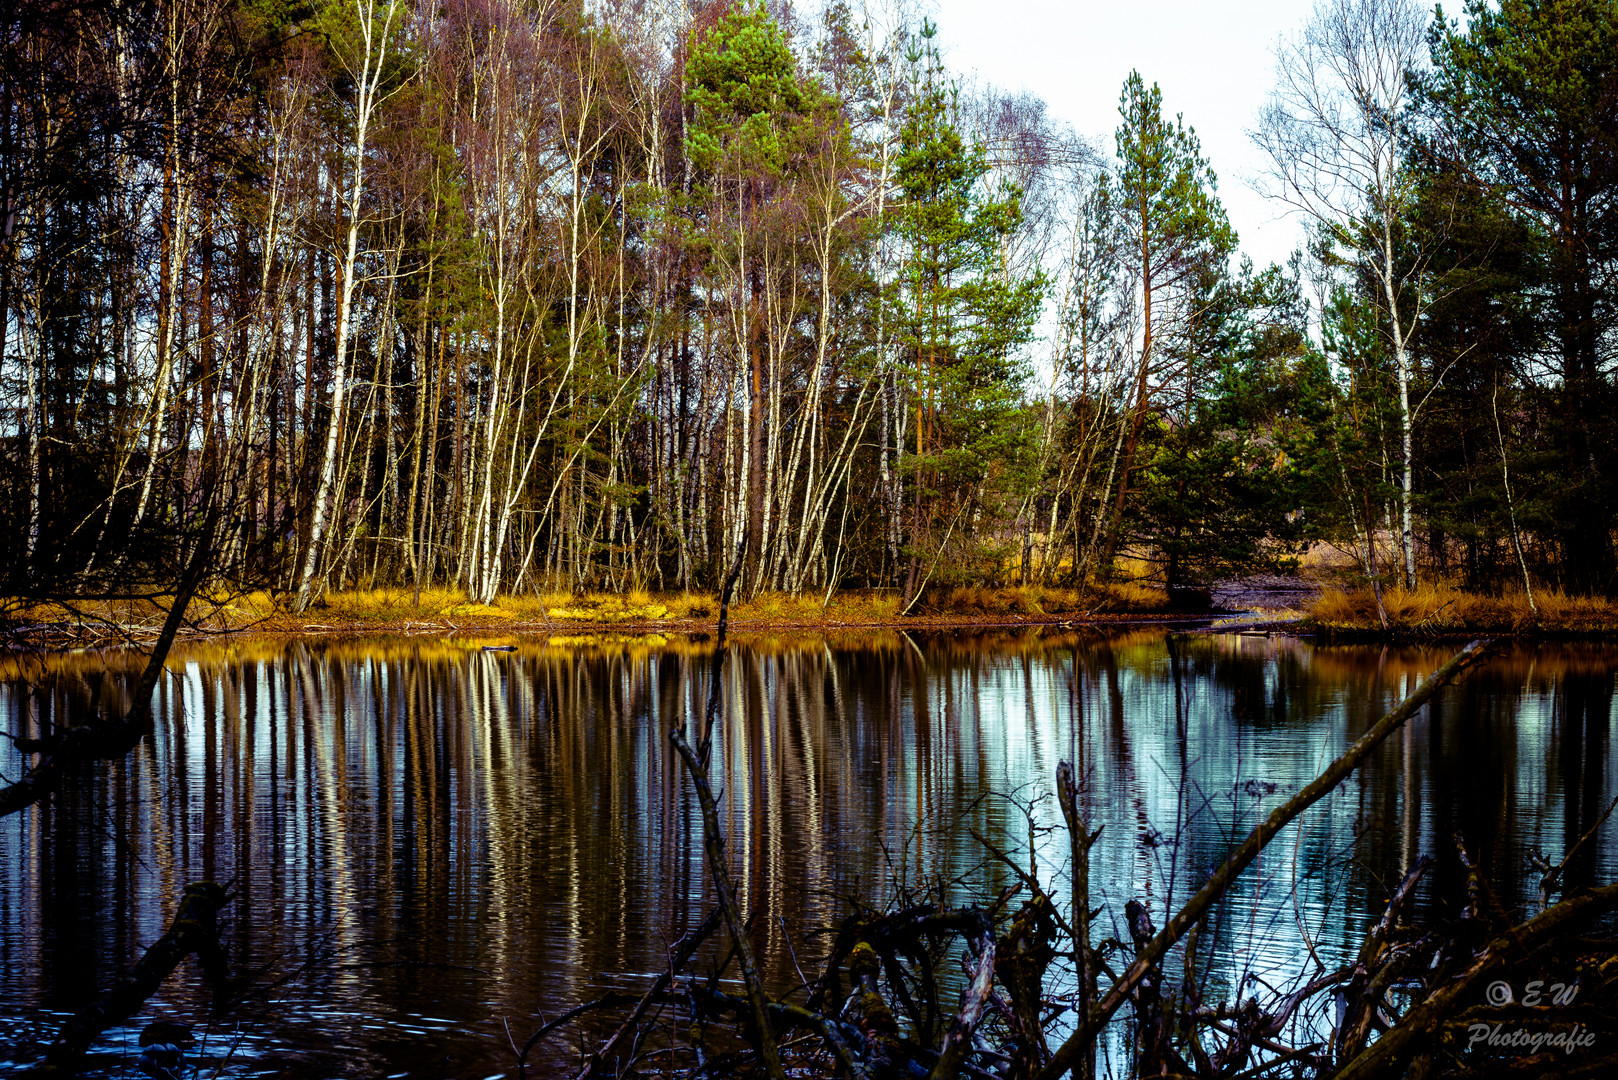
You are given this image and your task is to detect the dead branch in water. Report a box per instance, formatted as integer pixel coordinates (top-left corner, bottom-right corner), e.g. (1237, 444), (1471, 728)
(669, 534), (786, 1079)
(546, 909), (723, 1080)
(1039, 639), (1496, 1080)
(1, 507), (217, 818)
(563, 636), (1618, 1079)
(32, 881), (231, 1077)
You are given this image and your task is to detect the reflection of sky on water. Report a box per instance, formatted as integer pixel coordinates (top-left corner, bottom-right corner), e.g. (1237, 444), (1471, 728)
(0, 634), (1613, 1076)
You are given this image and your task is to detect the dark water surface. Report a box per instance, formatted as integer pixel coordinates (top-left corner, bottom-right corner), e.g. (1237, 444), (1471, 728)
(1, 631), (1615, 1076)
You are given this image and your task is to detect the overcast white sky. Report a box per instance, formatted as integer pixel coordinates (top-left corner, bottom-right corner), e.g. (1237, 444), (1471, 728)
(928, 0), (1439, 272)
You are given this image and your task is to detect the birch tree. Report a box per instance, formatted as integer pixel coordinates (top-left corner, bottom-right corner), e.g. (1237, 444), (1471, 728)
(1253, 0), (1430, 589)
(1046, 171), (1129, 584)
(685, 0), (826, 593)
(291, 0), (409, 611)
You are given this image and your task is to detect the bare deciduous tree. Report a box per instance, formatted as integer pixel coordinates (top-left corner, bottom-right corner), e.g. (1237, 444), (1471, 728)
(1253, 0), (1430, 590)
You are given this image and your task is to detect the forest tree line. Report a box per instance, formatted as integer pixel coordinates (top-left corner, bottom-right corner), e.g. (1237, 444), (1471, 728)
(1, 0), (1615, 609)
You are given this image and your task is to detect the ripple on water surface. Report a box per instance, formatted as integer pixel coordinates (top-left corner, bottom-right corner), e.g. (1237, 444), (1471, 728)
(1, 633), (1614, 1075)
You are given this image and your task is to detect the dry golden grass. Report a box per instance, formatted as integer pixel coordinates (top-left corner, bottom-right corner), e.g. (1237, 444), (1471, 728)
(1309, 583), (1618, 635)
(1101, 581), (1175, 611)
(910, 581), (1170, 617)
(0, 621), (1192, 687)
(729, 591), (829, 621)
(4, 576), (1185, 645)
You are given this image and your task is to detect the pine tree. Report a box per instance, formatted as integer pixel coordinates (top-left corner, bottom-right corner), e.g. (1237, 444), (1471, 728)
(891, 20), (1043, 603)
(684, 0), (835, 590)
(1422, 0), (1618, 593)
(1097, 71), (1234, 578)
(1132, 263), (1310, 594)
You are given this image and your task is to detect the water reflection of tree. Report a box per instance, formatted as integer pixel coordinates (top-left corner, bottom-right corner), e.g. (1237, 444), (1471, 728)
(4, 633), (1617, 1075)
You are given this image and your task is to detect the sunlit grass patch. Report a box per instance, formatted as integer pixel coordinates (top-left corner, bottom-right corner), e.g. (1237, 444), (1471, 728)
(438, 602), (514, 620)
(3, 591), (262, 633)
(731, 591), (829, 622)
(908, 581), (1170, 617)
(664, 593), (716, 619)
(815, 591), (903, 622)
(539, 592), (670, 621)
(1094, 580), (1172, 612)
(931, 585), (1046, 615)
(1310, 582), (1618, 634)
(5, 574), (1187, 646)
(304, 587), (472, 623)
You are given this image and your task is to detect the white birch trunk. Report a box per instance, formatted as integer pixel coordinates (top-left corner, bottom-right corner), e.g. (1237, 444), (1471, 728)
(292, 0), (401, 611)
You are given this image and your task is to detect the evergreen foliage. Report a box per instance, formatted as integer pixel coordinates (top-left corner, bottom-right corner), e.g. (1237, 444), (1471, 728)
(890, 21), (1044, 594)
(2, 0), (1616, 606)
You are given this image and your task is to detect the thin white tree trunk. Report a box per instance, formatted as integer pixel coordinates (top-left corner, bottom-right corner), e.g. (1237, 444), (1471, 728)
(1492, 380), (1536, 611)
(1382, 202), (1417, 592)
(292, 0), (401, 611)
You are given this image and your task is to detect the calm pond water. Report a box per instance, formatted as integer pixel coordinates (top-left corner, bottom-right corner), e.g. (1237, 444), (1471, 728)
(1, 630), (1615, 1076)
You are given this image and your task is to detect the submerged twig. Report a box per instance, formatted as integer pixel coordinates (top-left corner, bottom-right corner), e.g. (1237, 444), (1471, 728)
(556, 909), (722, 1079)
(667, 534), (786, 1080)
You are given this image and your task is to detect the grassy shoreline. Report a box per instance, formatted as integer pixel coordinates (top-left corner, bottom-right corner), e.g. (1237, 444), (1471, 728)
(1306, 582), (1618, 638)
(9, 580), (1618, 646)
(6, 582), (1213, 646)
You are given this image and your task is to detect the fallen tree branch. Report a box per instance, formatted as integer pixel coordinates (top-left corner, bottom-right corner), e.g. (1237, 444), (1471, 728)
(33, 881), (231, 1077)
(670, 728), (785, 1080)
(517, 992), (645, 1075)
(1037, 638), (1496, 1080)
(1334, 855), (1433, 1059)
(667, 533), (785, 1080)
(930, 917), (997, 1080)
(559, 908), (722, 1079)
(699, 989), (876, 1080)
(1058, 759), (1101, 1080)
(697, 535), (747, 765)
(1333, 880), (1618, 1080)
(2, 504), (217, 818)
